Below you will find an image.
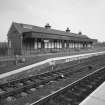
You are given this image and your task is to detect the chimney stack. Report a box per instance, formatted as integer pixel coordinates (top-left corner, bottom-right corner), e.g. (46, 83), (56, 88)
(78, 31), (82, 35)
(66, 27), (70, 32)
(45, 23), (51, 29)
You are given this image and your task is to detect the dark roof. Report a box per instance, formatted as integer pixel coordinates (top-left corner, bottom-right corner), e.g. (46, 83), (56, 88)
(13, 22), (89, 38)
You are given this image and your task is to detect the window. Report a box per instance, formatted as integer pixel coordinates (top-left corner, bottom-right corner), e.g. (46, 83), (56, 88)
(9, 40), (11, 48)
(34, 41), (37, 49)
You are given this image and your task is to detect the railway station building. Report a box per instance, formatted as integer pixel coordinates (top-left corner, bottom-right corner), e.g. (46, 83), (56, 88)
(7, 22), (97, 55)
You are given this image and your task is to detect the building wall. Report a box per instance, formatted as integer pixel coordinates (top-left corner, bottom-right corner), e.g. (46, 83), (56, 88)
(7, 23), (95, 55)
(8, 24), (22, 55)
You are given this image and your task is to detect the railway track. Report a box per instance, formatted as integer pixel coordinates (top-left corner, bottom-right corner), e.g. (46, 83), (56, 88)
(31, 66), (105, 105)
(0, 54), (105, 105)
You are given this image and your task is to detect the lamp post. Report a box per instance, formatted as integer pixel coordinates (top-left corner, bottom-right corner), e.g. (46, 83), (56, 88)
(49, 60), (55, 71)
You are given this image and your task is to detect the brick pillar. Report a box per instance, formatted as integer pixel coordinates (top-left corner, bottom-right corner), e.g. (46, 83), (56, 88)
(41, 39), (44, 48)
(62, 40), (64, 48)
(67, 40), (69, 48)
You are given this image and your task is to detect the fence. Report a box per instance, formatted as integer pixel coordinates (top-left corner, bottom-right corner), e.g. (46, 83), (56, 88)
(0, 45), (8, 56)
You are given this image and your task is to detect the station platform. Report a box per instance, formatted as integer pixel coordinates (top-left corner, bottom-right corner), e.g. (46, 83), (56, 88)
(79, 82), (105, 105)
(0, 48), (104, 74)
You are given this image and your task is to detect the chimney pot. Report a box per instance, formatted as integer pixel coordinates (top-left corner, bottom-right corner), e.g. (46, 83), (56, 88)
(66, 27), (70, 32)
(45, 23), (51, 29)
(78, 31), (82, 35)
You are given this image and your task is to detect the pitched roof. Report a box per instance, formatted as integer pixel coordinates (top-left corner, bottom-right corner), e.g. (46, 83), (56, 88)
(13, 22), (89, 39)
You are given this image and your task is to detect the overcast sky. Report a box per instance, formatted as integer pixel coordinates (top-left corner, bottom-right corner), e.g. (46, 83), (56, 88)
(0, 0), (105, 42)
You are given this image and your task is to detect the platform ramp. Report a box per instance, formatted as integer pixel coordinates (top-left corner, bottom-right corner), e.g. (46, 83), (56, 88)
(79, 82), (105, 105)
